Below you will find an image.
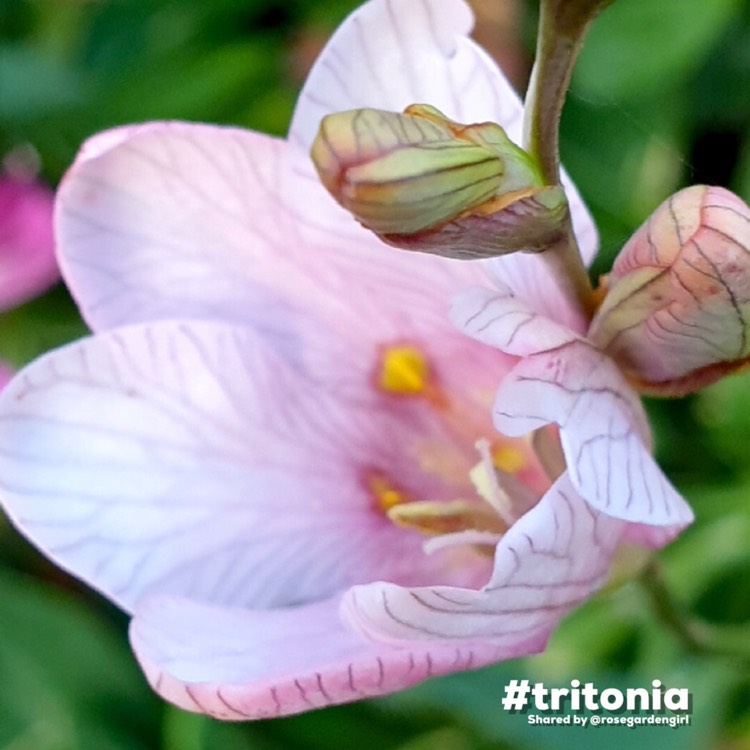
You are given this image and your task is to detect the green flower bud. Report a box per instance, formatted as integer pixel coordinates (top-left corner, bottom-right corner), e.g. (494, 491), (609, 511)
(311, 104), (568, 259)
(589, 185), (750, 396)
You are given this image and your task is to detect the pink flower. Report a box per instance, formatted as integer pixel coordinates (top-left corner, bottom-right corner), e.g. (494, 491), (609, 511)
(0, 164), (59, 389)
(0, 0), (688, 720)
(0, 169), (58, 313)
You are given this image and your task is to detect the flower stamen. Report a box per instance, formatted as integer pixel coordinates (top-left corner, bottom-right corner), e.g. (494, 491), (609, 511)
(386, 498), (507, 536)
(368, 473), (408, 512)
(376, 344), (447, 407)
(470, 438), (516, 525)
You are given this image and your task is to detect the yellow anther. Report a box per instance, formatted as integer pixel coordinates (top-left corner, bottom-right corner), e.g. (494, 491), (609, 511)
(369, 474), (407, 512)
(387, 499), (507, 536)
(378, 346), (429, 395)
(492, 444), (526, 474)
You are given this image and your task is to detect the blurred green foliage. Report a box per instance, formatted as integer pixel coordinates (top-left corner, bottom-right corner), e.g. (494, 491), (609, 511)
(2, 0), (750, 748)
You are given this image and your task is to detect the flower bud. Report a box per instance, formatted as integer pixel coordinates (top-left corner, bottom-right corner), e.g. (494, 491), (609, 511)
(311, 104), (568, 259)
(589, 185), (750, 395)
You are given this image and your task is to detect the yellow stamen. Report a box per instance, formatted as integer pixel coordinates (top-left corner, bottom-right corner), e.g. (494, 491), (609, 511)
(378, 346), (429, 395)
(369, 474), (407, 512)
(387, 499), (507, 536)
(492, 443), (526, 474)
(471, 439), (515, 525)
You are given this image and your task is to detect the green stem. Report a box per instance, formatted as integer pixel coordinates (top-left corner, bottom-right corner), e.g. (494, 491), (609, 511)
(523, 0), (613, 184)
(640, 561), (715, 657)
(539, 226), (598, 320)
(522, 0), (613, 320)
(640, 560), (750, 664)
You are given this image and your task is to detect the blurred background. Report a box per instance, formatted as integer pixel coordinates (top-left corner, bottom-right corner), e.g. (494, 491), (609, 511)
(2, 0), (750, 747)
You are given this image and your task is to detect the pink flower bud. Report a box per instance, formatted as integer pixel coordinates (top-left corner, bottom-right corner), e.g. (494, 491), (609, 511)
(589, 185), (750, 395)
(311, 105), (568, 259)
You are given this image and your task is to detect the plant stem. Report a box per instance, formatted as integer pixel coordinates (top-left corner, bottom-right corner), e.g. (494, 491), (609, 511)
(640, 560), (715, 656)
(523, 0), (613, 185)
(640, 560), (750, 664)
(540, 225), (598, 320)
(522, 0), (614, 320)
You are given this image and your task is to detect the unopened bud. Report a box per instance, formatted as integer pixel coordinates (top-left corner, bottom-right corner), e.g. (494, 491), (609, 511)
(589, 185), (750, 395)
(311, 104), (568, 259)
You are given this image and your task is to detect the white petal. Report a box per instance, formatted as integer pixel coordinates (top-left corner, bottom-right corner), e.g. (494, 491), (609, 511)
(289, 0), (523, 152)
(452, 286), (693, 528)
(341, 474), (624, 642)
(494, 340), (694, 527)
(56, 122), (488, 342)
(484, 252), (592, 334)
(57, 125), (294, 332)
(0, 321), (467, 612)
(129, 594), (534, 720)
(451, 284), (578, 357)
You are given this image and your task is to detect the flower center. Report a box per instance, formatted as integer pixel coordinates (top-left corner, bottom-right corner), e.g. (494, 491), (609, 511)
(369, 341), (559, 557)
(491, 442), (526, 474)
(368, 472), (408, 512)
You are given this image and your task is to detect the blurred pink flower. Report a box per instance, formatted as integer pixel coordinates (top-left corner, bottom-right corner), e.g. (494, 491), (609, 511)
(0, 0), (689, 720)
(0, 164), (59, 389)
(0, 169), (58, 312)
(0, 359), (13, 390)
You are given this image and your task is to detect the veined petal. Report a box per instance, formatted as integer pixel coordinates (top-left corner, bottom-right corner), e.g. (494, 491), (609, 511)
(589, 186), (750, 393)
(57, 125), (307, 333)
(289, 0), (523, 155)
(56, 123), (489, 343)
(129, 595), (531, 720)
(288, 0), (597, 323)
(74, 123), (164, 162)
(494, 340), (694, 527)
(452, 283), (693, 527)
(450, 284), (579, 357)
(485, 253), (592, 334)
(341, 474), (624, 643)
(0, 321), (485, 613)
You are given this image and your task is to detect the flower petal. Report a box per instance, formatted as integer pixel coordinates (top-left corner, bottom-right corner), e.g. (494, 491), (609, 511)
(288, 0), (597, 325)
(129, 594), (536, 720)
(56, 122), (488, 341)
(57, 125), (302, 332)
(494, 341), (693, 527)
(451, 284), (579, 357)
(621, 522), (684, 549)
(0, 320), (485, 613)
(290, 0), (523, 149)
(340, 473), (623, 643)
(0, 173), (58, 311)
(452, 285), (692, 526)
(485, 252), (592, 334)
